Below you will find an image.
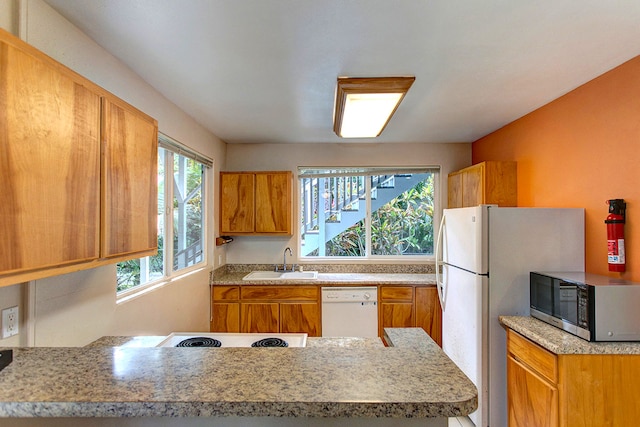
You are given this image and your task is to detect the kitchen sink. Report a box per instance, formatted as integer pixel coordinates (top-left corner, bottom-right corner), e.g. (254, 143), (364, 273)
(280, 271), (318, 280)
(243, 270), (318, 280)
(242, 271), (283, 280)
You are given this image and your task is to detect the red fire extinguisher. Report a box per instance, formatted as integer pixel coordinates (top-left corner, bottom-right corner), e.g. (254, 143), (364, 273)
(605, 199), (626, 272)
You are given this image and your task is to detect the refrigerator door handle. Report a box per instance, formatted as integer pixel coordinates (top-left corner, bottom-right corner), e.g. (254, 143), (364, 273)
(435, 213), (446, 310)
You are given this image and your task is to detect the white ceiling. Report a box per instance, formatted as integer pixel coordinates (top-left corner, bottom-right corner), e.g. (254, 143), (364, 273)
(43, 0), (640, 144)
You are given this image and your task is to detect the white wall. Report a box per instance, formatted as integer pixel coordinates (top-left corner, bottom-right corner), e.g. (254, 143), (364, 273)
(223, 142), (470, 265)
(0, 0), (18, 34)
(0, 0), (226, 347)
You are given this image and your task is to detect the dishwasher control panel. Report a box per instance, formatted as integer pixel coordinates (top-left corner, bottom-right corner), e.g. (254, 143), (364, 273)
(321, 287), (378, 302)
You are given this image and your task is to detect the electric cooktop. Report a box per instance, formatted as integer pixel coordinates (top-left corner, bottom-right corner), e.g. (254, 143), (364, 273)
(156, 332), (307, 348)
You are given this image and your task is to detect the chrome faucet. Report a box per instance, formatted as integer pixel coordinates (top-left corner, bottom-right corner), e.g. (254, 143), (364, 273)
(274, 247), (296, 272)
(283, 247), (293, 272)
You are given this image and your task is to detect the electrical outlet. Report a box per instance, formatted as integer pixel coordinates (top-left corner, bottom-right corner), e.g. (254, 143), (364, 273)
(2, 306), (18, 339)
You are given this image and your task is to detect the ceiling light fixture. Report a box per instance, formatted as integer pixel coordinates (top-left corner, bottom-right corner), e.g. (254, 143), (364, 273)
(333, 76), (415, 138)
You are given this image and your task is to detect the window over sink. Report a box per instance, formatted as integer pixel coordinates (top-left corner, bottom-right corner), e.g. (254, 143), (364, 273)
(298, 166), (438, 260)
(116, 134), (212, 294)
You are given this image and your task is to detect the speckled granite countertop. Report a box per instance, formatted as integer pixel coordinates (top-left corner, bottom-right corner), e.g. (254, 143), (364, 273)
(210, 263), (436, 286)
(500, 316), (640, 355)
(0, 328), (476, 419)
(213, 271), (436, 285)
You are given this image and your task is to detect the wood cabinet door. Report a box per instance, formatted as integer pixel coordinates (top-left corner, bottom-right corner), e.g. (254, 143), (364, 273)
(220, 173), (255, 233)
(484, 161), (517, 207)
(0, 33), (101, 275)
(380, 286), (413, 337)
(211, 302), (240, 333)
(241, 303), (279, 333)
(447, 172), (463, 208)
(381, 303), (414, 329)
(280, 302), (320, 336)
(415, 286), (442, 346)
(101, 96), (158, 259)
(255, 172), (292, 234)
(560, 354), (640, 427)
(507, 355), (558, 427)
(462, 164), (484, 207)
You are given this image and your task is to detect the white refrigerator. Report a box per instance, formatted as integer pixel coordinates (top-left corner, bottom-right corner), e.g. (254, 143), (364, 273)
(435, 206), (584, 427)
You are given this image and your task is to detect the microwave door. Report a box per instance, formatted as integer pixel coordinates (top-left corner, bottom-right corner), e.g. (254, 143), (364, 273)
(556, 281), (578, 324)
(530, 273), (554, 317)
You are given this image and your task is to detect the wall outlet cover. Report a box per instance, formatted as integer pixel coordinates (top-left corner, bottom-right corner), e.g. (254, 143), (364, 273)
(2, 306), (18, 339)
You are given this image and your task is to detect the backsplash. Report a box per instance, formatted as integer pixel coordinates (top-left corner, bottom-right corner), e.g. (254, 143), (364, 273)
(215, 263), (435, 276)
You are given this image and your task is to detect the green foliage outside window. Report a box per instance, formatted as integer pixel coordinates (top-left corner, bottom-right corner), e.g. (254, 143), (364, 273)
(117, 236), (164, 292)
(324, 174), (435, 257)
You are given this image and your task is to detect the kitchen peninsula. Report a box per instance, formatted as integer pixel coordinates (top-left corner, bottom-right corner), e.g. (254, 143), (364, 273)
(0, 328), (476, 427)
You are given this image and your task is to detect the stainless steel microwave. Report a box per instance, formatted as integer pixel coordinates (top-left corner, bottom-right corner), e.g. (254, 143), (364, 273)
(530, 271), (640, 341)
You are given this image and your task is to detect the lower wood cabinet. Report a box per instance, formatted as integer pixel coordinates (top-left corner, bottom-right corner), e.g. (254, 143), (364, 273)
(241, 303), (279, 333)
(506, 328), (640, 427)
(211, 285), (320, 336)
(380, 286), (414, 329)
(507, 329), (558, 427)
(379, 285), (442, 346)
(212, 283), (441, 343)
(211, 302), (240, 333)
(415, 286), (442, 345)
(211, 286), (241, 332)
(280, 303), (320, 334)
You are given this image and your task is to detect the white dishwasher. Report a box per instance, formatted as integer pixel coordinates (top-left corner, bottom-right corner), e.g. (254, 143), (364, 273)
(321, 287), (378, 338)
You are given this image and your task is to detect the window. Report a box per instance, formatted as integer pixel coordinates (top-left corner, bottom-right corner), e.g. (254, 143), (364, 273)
(298, 167), (438, 259)
(116, 134), (211, 294)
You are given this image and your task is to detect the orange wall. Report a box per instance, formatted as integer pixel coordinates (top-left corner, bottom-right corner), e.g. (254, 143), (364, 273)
(473, 55), (640, 281)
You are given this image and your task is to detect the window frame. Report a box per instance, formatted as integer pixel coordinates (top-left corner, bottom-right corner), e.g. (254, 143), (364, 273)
(297, 166), (440, 262)
(116, 133), (212, 299)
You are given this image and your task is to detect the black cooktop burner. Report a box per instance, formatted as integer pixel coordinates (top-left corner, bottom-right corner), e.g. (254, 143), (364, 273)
(176, 337), (222, 348)
(251, 337), (288, 348)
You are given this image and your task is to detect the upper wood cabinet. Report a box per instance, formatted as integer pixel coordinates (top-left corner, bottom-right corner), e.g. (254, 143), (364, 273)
(220, 171), (292, 235)
(448, 161), (517, 208)
(220, 173), (255, 233)
(101, 96), (158, 259)
(0, 29), (157, 287)
(255, 172), (292, 233)
(0, 29), (101, 279)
